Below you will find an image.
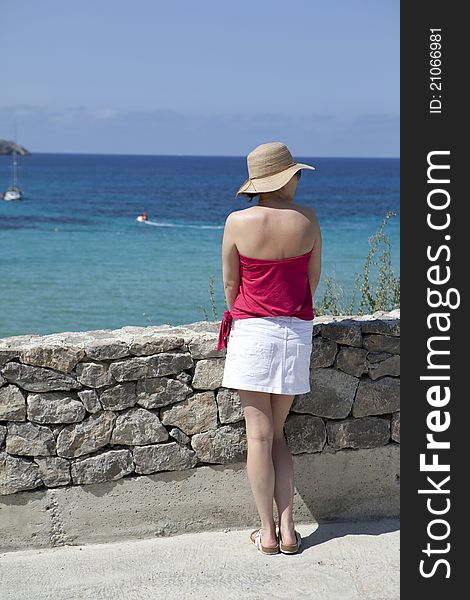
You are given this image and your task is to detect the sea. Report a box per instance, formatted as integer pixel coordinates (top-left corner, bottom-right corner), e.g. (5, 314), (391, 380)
(0, 153), (399, 339)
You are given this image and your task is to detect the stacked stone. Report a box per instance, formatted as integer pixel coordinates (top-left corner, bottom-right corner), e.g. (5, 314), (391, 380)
(286, 314), (400, 454)
(0, 311), (399, 496)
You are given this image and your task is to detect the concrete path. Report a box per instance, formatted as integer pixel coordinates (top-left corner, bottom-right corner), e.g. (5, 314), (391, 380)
(0, 518), (400, 600)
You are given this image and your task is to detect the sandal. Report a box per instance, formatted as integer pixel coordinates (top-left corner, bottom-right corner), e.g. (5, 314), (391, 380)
(277, 527), (301, 554)
(250, 528), (280, 555)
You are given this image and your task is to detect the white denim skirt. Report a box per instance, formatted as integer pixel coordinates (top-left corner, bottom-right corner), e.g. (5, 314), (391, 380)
(221, 316), (314, 395)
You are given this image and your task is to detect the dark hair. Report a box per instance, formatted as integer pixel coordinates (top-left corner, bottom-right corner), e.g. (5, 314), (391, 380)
(245, 172), (300, 202)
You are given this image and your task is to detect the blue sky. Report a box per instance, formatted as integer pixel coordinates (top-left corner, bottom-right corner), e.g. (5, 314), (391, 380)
(0, 0), (399, 157)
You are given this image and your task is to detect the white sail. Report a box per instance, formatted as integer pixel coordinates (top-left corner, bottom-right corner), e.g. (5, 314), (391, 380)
(2, 147), (24, 201)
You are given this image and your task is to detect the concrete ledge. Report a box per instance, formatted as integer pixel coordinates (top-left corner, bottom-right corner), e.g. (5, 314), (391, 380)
(0, 444), (399, 552)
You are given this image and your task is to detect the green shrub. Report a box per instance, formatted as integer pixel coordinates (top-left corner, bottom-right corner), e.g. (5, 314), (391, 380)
(316, 211), (400, 315)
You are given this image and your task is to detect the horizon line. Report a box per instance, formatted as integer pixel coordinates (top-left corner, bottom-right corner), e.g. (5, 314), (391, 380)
(5, 151), (400, 159)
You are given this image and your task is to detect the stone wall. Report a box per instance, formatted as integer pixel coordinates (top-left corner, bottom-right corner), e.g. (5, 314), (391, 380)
(0, 310), (400, 497)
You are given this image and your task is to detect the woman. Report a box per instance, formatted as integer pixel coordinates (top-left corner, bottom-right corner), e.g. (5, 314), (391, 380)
(218, 142), (322, 555)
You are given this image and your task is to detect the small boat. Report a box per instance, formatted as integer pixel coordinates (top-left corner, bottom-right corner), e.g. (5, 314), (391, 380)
(3, 185), (23, 201)
(136, 211), (149, 222)
(2, 150), (24, 201)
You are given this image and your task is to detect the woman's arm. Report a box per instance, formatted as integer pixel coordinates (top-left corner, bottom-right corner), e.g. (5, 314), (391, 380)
(221, 212), (241, 310)
(307, 207), (322, 299)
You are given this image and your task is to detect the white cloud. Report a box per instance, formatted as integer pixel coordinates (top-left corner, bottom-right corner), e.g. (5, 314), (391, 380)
(46, 106), (120, 124)
(0, 105), (399, 156)
(89, 108), (120, 120)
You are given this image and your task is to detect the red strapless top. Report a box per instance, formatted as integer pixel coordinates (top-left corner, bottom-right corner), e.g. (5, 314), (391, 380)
(217, 248), (314, 351)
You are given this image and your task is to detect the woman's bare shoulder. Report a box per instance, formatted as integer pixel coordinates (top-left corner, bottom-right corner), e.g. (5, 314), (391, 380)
(226, 205), (318, 223)
(295, 203), (320, 223)
(225, 207), (257, 223)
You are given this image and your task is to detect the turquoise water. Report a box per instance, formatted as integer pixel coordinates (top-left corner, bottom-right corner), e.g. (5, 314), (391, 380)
(0, 154), (399, 338)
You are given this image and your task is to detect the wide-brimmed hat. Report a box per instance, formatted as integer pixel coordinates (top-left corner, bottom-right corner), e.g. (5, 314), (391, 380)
(236, 141), (315, 197)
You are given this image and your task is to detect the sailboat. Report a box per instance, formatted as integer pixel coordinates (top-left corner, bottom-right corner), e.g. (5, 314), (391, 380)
(2, 150), (24, 201)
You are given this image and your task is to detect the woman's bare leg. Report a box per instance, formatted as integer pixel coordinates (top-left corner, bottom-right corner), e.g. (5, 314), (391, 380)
(238, 389), (277, 547)
(271, 393), (297, 545)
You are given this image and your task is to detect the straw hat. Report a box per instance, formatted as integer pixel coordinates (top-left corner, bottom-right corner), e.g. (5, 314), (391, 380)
(236, 142), (315, 197)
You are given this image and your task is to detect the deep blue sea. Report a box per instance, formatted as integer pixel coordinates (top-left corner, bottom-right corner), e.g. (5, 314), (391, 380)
(0, 153), (399, 338)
